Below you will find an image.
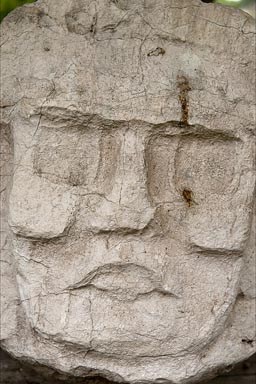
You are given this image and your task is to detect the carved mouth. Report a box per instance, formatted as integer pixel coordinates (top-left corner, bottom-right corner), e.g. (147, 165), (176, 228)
(67, 263), (179, 301)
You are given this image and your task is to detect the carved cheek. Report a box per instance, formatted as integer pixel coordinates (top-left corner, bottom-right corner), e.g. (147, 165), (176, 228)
(187, 172), (255, 253)
(188, 201), (253, 252)
(8, 170), (78, 239)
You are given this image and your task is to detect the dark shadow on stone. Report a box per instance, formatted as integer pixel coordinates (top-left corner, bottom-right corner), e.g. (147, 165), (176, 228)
(0, 349), (114, 384)
(0, 349), (255, 384)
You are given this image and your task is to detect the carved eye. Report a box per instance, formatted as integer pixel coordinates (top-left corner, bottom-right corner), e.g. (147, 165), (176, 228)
(146, 132), (242, 206)
(33, 126), (119, 193)
(174, 137), (241, 201)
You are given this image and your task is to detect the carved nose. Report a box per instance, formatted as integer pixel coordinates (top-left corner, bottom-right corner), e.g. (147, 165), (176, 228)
(83, 128), (155, 232)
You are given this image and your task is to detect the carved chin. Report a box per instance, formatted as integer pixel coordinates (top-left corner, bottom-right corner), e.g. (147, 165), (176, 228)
(17, 248), (242, 358)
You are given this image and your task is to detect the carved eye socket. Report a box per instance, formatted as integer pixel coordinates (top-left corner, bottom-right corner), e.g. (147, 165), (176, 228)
(33, 126), (119, 193)
(174, 138), (241, 201)
(146, 134), (241, 204)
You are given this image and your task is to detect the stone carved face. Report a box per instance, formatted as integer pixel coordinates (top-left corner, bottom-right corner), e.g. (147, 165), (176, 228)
(1, 0), (255, 382)
(8, 115), (254, 357)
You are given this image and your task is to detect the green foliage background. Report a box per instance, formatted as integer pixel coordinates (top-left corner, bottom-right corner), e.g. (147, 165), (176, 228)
(0, 0), (255, 22)
(0, 0), (35, 22)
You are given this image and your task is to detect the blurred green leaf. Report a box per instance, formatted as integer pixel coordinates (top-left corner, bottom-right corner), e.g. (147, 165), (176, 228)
(216, 0), (242, 5)
(216, 0), (255, 17)
(0, 0), (35, 22)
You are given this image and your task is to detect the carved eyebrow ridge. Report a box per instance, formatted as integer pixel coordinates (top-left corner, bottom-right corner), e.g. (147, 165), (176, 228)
(37, 108), (240, 141)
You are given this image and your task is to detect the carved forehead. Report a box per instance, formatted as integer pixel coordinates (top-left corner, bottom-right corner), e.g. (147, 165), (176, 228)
(1, 0), (255, 134)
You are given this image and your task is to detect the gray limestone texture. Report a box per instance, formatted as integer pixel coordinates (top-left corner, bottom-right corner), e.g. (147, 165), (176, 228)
(0, 0), (255, 383)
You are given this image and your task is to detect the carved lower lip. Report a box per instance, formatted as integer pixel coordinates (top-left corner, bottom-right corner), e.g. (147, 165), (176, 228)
(66, 263), (179, 301)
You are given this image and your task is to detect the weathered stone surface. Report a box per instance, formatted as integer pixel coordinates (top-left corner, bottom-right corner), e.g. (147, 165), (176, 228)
(0, 349), (255, 384)
(0, 0), (255, 383)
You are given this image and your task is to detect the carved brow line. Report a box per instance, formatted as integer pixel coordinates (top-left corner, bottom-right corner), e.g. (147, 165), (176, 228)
(38, 109), (240, 141)
(148, 124), (240, 141)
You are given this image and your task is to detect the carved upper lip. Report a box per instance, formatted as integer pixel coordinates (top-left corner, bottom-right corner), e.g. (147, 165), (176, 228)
(67, 263), (179, 301)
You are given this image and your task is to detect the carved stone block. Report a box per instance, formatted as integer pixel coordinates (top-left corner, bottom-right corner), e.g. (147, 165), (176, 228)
(0, 1), (255, 382)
